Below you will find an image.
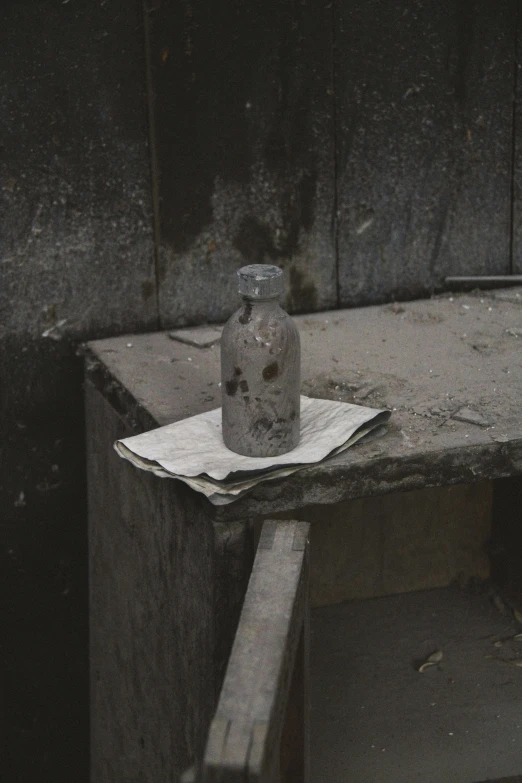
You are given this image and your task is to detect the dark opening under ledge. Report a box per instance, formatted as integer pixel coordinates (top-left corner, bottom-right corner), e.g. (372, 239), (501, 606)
(311, 585), (522, 783)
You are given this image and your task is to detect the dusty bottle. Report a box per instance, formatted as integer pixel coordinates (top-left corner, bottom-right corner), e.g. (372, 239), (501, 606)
(221, 264), (300, 457)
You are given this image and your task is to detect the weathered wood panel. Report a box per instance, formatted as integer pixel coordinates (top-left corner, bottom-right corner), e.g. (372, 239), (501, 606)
(336, 0), (514, 306)
(86, 380), (256, 782)
(491, 475), (522, 608)
(201, 520), (309, 782)
(0, 1), (157, 779)
(0, 1), (157, 341)
(145, 0), (336, 326)
(279, 624), (310, 783)
(300, 481), (492, 606)
(87, 380), (213, 782)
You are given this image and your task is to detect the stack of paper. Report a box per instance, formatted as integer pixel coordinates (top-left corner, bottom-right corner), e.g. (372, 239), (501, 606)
(114, 395), (390, 505)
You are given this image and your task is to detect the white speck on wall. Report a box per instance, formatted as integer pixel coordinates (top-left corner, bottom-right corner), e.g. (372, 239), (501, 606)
(356, 218), (374, 235)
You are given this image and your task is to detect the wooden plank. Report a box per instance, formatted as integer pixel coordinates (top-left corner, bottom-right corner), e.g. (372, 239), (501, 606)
(304, 481), (492, 606)
(491, 475), (522, 609)
(201, 520), (310, 782)
(145, 0), (336, 326)
(335, 0), (515, 306)
(279, 624), (310, 783)
(87, 380), (211, 781)
(86, 381), (256, 782)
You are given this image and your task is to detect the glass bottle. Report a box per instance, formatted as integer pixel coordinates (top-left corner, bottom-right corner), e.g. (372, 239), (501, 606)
(221, 264), (301, 457)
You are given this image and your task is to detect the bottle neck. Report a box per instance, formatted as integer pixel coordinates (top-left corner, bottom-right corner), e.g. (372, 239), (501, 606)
(240, 295), (281, 310)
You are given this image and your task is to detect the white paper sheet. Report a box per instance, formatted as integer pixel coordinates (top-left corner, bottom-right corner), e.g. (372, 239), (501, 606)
(114, 395), (390, 504)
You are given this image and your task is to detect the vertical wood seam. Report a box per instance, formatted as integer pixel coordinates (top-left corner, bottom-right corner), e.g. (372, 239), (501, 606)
(142, 0), (162, 330)
(510, 0), (519, 273)
(331, 0), (341, 307)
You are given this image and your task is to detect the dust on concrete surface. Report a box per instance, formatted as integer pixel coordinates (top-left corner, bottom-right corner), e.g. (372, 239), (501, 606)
(87, 287), (522, 518)
(89, 287), (522, 429)
(299, 287), (521, 441)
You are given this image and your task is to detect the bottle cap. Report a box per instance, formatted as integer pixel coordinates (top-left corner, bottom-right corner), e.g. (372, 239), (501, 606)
(237, 264), (283, 299)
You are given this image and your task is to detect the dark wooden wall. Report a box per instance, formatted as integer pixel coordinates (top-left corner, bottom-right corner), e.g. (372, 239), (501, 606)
(335, 0), (515, 305)
(1, 1), (520, 780)
(1, 2), (157, 780)
(146, 0), (337, 323)
(149, 0), (517, 320)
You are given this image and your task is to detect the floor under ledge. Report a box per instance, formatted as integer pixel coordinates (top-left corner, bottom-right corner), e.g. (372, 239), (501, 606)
(311, 586), (522, 783)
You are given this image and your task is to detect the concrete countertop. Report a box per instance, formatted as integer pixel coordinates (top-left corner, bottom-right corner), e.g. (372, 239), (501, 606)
(86, 288), (522, 519)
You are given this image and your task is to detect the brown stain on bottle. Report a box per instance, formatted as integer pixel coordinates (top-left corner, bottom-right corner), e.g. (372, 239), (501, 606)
(252, 417), (273, 434)
(262, 361), (279, 381)
(225, 379), (238, 396)
(226, 367), (243, 396)
(238, 302), (252, 324)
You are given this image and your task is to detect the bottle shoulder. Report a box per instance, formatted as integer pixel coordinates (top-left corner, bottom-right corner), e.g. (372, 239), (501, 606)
(223, 302), (298, 337)
(221, 303), (300, 371)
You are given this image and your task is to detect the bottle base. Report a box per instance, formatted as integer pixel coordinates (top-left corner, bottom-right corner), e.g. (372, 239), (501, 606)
(222, 430), (300, 459)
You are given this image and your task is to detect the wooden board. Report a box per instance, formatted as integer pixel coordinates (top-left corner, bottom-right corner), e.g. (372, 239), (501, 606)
(335, 0), (515, 306)
(276, 481), (492, 606)
(145, 0), (337, 327)
(201, 520), (310, 782)
(491, 476), (522, 609)
(0, 0), (157, 341)
(86, 381), (256, 782)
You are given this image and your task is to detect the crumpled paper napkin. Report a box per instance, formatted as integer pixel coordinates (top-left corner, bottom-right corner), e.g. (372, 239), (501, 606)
(114, 395), (390, 505)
